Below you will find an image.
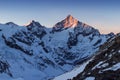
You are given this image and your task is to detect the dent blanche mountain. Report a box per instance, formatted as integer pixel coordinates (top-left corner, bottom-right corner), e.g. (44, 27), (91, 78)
(0, 15), (114, 80)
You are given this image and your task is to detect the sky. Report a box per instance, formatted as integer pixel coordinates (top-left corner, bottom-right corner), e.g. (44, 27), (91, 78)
(0, 0), (120, 34)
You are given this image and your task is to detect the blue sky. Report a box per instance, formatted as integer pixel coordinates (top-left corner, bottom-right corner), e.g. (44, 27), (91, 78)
(0, 0), (120, 33)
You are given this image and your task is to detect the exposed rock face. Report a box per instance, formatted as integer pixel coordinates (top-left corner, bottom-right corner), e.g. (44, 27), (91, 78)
(61, 15), (78, 28)
(0, 60), (12, 77)
(72, 33), (120, 80)
(0, 61), (9, 73)
(26, 20), (47, 39)
(2, 34), (33, 56)
(67, 32), (78, 48)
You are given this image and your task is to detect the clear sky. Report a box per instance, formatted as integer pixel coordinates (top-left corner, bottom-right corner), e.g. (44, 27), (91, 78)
(0, 0), (120, 34)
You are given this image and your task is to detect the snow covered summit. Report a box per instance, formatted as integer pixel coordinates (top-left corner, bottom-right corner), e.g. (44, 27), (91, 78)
(52, 15), (100, 36)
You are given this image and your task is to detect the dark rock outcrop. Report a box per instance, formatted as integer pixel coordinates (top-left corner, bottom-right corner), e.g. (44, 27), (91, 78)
(72, 33), (120, 80)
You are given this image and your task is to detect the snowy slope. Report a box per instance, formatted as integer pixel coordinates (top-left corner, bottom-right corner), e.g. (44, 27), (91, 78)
(0, 15), (114, 80)
(53, 61), (90, 80)
(57, 33), (120, 80)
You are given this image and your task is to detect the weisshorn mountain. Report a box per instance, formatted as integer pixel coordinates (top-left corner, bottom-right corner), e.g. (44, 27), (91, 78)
(0, 15), (114, 80)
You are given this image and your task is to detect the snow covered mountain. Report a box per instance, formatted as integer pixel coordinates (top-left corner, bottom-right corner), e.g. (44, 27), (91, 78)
(54, 33), (120, 80)
(0, 15), (114, 80)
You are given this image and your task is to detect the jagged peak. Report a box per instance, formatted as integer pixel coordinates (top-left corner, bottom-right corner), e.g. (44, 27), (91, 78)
(53, 15), (78, 29)
(52, 15), (97, 33)
(67, 14), (73, 17)
(25, 20), (42, 27)
(64, 15), (78, 27)
(65, 14), (76, 21)
(53, 15), (94, 29)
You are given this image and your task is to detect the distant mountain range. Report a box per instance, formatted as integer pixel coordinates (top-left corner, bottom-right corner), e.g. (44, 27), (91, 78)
(0, 15), (115, 80)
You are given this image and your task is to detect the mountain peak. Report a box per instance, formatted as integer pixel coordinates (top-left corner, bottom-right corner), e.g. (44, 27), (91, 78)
(63, 15), (78, 28)
(66, 14), (74, 20)
(30, 20), (36, 23)
(25, 20), (42, 27)
(52, 15), (100, 35)
(53, 15), (78, 30)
